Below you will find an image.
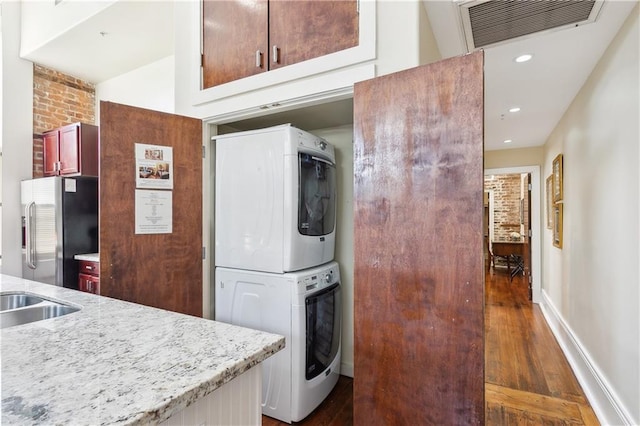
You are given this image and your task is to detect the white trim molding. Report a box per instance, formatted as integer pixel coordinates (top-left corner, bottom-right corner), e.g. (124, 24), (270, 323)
(540, 290), (634, 425)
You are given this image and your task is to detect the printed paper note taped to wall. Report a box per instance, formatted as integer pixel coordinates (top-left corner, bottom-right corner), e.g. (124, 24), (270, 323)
(135, 143), (174, 190)
(135, 190), (172, 234)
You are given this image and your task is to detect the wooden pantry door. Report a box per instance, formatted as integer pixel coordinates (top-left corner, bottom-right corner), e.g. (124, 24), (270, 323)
(99, 102), (203, 317)
(353, 51), (485, 424)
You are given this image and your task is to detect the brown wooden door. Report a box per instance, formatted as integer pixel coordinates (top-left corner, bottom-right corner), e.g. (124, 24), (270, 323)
(43, 130), (59, 176)
(353, 52), (485, 424)
(99, 102), (203, 317)
(58, 123), (80, 175)
(202, 0), (268, 89)
(269, 0), (359, 70)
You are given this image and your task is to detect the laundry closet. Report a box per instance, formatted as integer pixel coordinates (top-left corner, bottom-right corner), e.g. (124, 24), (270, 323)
(213, 121), (348, 422)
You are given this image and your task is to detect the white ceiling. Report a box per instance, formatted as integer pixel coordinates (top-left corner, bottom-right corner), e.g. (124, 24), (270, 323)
(21, 1), (636, 151)
(424, 0), (636, 151)
(20, 1), (175, 84)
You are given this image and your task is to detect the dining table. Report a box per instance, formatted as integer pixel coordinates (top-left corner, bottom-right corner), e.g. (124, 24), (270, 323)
(491, 241), (527, 280)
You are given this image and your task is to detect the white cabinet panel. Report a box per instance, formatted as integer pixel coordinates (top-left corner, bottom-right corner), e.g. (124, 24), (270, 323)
(160, 365), (262, 426)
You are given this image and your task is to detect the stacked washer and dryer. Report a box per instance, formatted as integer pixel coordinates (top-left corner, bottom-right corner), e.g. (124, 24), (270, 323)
(214, 124), (341, 423)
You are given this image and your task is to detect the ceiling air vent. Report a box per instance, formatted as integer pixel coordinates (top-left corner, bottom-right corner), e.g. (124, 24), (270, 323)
(458, 0), (604, 51)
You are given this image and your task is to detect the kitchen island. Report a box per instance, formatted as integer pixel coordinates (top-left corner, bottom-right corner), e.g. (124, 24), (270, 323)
(0, 274), (284, 425)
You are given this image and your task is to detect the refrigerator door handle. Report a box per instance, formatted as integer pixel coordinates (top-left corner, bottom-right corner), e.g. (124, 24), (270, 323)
(25, 202), (36, 269)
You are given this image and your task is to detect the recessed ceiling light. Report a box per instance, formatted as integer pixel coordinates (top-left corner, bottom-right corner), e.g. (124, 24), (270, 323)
(509, 107), (521, 113)
(515, 54), (532, 63)
(503, 139), (513, 144)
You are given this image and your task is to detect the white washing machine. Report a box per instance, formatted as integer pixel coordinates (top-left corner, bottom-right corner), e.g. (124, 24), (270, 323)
(215, 261), (342, 423)
(214, 124), (337, 273)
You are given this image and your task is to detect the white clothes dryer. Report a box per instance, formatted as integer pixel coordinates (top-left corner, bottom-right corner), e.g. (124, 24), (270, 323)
(215, 261), (341, 423)
(214, 124), (337, 273)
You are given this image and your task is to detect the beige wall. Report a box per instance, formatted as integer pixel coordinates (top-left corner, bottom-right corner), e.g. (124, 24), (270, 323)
(484, 146), (544, 169)
(419, 2), (442, 65)
(542, 6), (639, 424)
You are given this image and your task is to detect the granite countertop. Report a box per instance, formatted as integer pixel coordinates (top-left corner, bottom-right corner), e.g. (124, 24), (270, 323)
(73, 253), (100, 262)
(0, 274), (284, 425)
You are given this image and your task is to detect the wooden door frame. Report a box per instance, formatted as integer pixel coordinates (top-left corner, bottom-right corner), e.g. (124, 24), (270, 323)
(485, 166), (541, 303)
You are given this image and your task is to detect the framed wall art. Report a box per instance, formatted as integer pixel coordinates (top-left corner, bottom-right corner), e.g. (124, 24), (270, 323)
(553, 203), (563, 248)
(546, 175), (553, 229)
(552, 153), (563, 203)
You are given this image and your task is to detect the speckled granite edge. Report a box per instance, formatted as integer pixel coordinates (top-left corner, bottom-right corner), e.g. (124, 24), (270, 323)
(131, 338), (284, 425)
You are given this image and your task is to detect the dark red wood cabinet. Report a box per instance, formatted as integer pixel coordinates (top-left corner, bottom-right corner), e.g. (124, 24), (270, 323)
(43, 122), (99, 177)
(202, 0), (358, 88)
(78, 260), (100, 295)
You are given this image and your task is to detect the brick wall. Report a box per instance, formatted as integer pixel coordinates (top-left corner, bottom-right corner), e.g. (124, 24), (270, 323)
(485, 174), (523, 241)
(32, 64), (96, 177)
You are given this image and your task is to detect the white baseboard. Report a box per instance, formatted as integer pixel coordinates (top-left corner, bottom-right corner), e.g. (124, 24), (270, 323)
(340, 362), (354, 378)
(540, 290), (634, 425)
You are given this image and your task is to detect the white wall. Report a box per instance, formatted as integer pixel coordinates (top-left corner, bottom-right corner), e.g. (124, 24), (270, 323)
(95, 55), (175, 120)
(376, 0), (424, 76)
(1, 2), (34, 276)
(542, 6), (639, 424)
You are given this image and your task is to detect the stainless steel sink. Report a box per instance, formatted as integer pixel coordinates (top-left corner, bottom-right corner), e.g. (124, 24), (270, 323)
(1, 293), (45, 311)
(0, 292), (81, 329)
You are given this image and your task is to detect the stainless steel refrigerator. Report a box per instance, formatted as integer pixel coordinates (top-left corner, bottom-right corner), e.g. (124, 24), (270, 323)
(21, 176), (98, 289)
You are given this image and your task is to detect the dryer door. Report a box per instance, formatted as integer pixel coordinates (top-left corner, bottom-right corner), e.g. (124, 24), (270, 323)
(298, 153), (336, 237)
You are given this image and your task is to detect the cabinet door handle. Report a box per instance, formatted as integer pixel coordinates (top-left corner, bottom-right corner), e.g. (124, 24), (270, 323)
(25, 202), (36, 269)
(272, 45), (279, 64)
(255, 50), (262, 68)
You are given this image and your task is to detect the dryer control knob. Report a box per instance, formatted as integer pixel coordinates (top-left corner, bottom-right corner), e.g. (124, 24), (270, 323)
(324, 272), (333, 283)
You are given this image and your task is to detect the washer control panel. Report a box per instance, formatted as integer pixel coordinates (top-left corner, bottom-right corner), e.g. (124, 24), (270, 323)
(297, 264), (339, 295)
(303, 275), (320, 292)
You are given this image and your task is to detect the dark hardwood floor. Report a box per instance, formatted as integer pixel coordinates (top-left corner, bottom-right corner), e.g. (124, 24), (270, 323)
(263, 267), (598, 425)
(261, 375), (353, 426)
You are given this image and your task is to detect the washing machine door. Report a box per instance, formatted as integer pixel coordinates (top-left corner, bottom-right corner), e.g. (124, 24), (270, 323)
(298, 153), (336, 237)
(305, 282), (341, 380)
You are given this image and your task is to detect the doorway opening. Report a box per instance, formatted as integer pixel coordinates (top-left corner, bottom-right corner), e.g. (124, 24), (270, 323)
(485, 166), (541, 303)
